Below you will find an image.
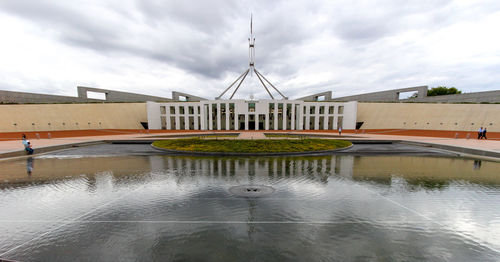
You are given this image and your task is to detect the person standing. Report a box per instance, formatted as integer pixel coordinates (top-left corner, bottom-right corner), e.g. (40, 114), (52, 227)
(482, 128), (487, 140)
(338, 126), (342, 136)
(478, 127), (483, 139)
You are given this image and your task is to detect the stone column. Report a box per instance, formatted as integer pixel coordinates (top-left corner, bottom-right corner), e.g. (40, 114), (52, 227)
(216, 103), (221, 130)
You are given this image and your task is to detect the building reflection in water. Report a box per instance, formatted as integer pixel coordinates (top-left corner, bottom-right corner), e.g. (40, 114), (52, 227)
(147, 155), (355, 184)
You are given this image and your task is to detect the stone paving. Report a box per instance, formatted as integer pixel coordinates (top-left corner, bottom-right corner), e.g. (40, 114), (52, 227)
(237, 132), (266, 139)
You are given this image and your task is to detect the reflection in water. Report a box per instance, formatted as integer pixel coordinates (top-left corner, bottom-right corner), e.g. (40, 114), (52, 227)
(26, 157), (33, 176)
(147, 155), (354, 184)
(1, 154), (500, 261)
(473, 160), (482, 170)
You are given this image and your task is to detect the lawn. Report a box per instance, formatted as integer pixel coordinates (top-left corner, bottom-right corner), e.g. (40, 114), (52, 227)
(152, 139), (351, 153)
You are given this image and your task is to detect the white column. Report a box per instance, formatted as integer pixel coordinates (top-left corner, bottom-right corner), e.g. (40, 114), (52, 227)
(324, 112), (330, 130)
(314, 111), (319, 130)
(208, 104), (213, 130)
(216, 103), (221, 130)
(175, 115), (180, 130)
(256, 114), (259, 131)
(245, 114), (249, 130)
(305, 114), (310, 130)
(282, 104), (287, 130)
(235, 114), (239, 131)
(298, 105), (303, 130)
(194, 112), (199, 130)
(274, 103), (278, 130)
(166, 108), (171, 130)
(201, 104), (207, 130)
(225, 104), (230, 130)
(265, 113), (269, 130)
(291, 104), (295, 130)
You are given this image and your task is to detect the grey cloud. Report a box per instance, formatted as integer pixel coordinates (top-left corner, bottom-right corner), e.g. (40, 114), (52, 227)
(1, 0), (500, 97)
(0, 0), (316, 80)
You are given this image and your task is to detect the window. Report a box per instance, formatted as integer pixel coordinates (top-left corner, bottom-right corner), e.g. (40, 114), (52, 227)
(310, 106), (315, 114)
(248, 103), (255, 112)
(161, 117), (166, 129)
(319, 106), (325, 114)
(229, 103), (235, 114)
(338, 106), (344, 114)
(212, 104), (217, 118)
(170, 106), (175, 114)
(160, 106), (166, 114)
(188, 106), (194, 114)
(179, 106), (185, 114)
(328, 106), (334, 114)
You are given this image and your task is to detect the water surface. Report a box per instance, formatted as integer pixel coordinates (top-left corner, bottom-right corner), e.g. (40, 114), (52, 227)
(0, 144), (499, 261)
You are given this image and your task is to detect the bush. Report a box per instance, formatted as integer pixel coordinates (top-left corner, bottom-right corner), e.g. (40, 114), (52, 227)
(427, 86), (462, 96)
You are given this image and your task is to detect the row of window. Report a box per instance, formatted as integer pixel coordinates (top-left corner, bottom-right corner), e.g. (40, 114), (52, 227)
(160, 105), (201, 115)
(160, 104), (345, 115)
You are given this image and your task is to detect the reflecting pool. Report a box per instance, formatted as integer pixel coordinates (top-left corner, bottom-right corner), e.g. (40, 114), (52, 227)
(1, 145), (500, 261)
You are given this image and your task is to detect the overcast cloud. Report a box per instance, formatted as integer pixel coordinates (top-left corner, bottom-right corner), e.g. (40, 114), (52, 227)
(0, 0), (499, 99)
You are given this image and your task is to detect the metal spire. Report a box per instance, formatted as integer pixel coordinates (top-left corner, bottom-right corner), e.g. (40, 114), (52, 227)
(248, 13), (255, 76)
(216, 15), (287, 100)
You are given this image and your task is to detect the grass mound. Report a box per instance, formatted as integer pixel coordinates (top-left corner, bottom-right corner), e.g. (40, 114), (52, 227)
(152, 139), (351, 153)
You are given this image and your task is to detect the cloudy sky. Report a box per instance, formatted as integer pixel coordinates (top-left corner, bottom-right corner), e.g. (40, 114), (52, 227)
(0, 0), (499, 100)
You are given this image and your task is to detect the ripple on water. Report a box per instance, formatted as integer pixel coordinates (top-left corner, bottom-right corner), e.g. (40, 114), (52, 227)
(1, 154), (500, 261)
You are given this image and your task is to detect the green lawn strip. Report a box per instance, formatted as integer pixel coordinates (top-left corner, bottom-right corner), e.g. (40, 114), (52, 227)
(152, 139), (351, 153)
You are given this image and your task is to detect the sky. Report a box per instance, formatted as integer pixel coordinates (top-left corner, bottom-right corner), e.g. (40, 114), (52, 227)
(0, 0), (499, 100)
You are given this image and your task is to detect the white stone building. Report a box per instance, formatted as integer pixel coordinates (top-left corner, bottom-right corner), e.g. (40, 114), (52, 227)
(147, 18), (357, 131)
(147, 99), (356, 131)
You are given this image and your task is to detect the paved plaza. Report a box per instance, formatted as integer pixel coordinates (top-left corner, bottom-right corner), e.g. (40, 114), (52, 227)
(0, 129), (499, 161)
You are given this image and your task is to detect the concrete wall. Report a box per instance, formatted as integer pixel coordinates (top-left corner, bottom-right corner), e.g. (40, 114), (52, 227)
(297, 91), (333, 102)
(332, 86), (500, 103)
(411, 90), (500, 103)
(1, 101), (498, 133)
(0, 103), (146, 132)
(77, 86), (171, 102)
(171, 91), (207, 101)
(0, 87), (171, 104)
(0, 90), (100, 104)
(332, 86), (428, 102)
(357, 103), (499, 132)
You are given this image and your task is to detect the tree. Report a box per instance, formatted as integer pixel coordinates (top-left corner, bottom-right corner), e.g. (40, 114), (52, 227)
(427, 86), (462, 96)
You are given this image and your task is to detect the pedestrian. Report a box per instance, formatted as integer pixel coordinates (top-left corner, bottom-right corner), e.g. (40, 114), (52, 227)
(482, 128), (487, 140)
(21, 134), (34, 155)
(338, 126), (342, 136)
(478, 127), (483, 139)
